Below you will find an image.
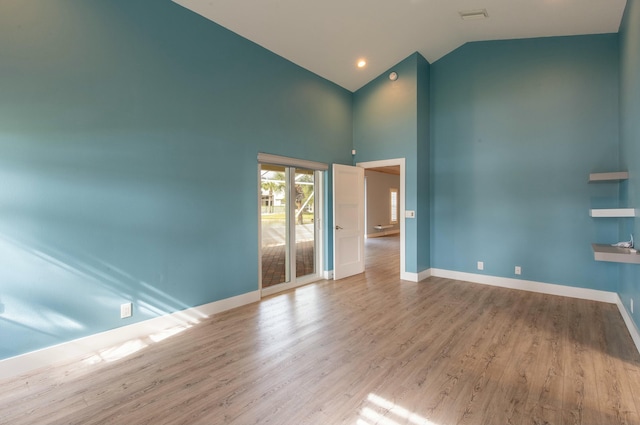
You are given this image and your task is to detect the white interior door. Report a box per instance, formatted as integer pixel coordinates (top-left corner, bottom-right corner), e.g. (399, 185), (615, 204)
(333, 164), (365, 280)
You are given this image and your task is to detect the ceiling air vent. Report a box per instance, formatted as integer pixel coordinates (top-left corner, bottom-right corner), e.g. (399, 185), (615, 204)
(459, 9), (488, 20)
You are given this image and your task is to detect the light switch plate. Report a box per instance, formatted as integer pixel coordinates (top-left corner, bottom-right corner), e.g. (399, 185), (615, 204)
(405, 210), (415, 218)
(120, 302), (132, 319)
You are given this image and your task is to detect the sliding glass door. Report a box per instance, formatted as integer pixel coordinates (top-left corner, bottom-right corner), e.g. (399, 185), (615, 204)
(260, 164), (289, 287)
(294, 168), (315, 279)
(260, 164), (320, 294)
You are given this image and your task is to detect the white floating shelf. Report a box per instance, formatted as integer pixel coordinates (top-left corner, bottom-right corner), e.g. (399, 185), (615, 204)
(592, 244), (640, 264)
(588, 171), (629, 183)
(589, 208), (635, 218)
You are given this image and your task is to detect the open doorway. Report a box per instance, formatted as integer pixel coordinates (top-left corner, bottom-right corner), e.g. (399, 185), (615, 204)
(356, 158), (406, 279)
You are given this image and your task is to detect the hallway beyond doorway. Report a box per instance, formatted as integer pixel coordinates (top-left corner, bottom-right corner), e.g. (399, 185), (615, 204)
(365, 234), (400, 276)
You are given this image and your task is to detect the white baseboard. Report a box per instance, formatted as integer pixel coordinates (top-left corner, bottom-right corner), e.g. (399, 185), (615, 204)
(0, 290), (260, 380)
(400, 268), (431, 282)
(261, 275), (324, 297)
(418, 268), (432, 281)
(367, 229), (400, 239)
(429, 269), (618, 304)
(616, 295), (640, 355)
(400, 271), (417, 281)
(323, 270), (334, 280)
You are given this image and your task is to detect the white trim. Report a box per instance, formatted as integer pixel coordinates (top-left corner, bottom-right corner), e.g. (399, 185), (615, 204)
(258, 153), (328, 171)
(315, 170), (325, 286)
(401, 271), (418, 281)
(400, 269), (431, 282)
(616, 295), (640, 354)
(323, 270), (334, 279)
(0, 291), (260, 380)
(357, 158), (406, 279)
(429, 269), (618, 303)
(258, 164), (263, 292)
(259, 167), (325, 297)
(261, 275), (323, 297)
(287, 167), (295, 284)
(418, 268), (432, 281)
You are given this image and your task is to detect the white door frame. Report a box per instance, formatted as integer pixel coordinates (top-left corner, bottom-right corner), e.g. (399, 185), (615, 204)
(356, 158), (406, 279)
(258, 164), (324, 297)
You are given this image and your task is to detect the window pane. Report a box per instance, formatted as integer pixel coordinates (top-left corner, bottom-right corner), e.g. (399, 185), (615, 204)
(390, 189), (398, 224)
(295, 168), (315, 278)
(261, 165), (289, 287)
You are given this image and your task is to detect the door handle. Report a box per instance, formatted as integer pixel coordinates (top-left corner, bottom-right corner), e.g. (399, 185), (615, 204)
(335, 225), (343, 230)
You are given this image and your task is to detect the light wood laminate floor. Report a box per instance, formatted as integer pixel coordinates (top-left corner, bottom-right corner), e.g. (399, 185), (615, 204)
(1, 235), (640, 425)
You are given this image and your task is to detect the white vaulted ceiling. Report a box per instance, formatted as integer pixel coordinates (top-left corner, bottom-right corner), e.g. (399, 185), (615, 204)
(173, 0), (627, 92)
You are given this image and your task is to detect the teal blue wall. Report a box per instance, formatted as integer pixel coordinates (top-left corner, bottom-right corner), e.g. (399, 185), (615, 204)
(619, 0), (640, 331)
(0, 0), (352, 359)
(353, 53), (431, 274)
(430, 35), (621, 290)
(1, 1), (634, 362)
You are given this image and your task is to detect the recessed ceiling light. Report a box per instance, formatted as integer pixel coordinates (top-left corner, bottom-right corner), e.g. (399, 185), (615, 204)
(357, 59), (367, 68)
(459, 9), (488, 20)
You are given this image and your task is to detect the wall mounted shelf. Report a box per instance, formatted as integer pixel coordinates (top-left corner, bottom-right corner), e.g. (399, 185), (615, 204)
(589, 208), (636, 218)
(588, 171), (629, 182)
(588, 170), (636, 264)
(592, 244), (640, 264)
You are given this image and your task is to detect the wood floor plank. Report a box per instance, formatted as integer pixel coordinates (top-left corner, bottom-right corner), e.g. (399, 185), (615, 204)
(479, 291), (550, 425)
(562, 298), (606, 425)
(413, 284), (513, 424)
(445, 288), (535, 425)
(1, 235), (639, 425)
(519, 294), (566, 425)
(599, 304), (640, 419)
(589, 302), (640, 425)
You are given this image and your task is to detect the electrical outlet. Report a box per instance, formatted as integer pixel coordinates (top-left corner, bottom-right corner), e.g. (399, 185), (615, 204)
(120, 302), (132, 319)
(631, 298), (634, 315)
(515, 266), (521, 275)
(477, 261), (484, 271)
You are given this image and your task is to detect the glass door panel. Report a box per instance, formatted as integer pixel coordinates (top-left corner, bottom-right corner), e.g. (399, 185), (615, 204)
(260, 165), (289, 288)
(294, 168), (315, 278)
